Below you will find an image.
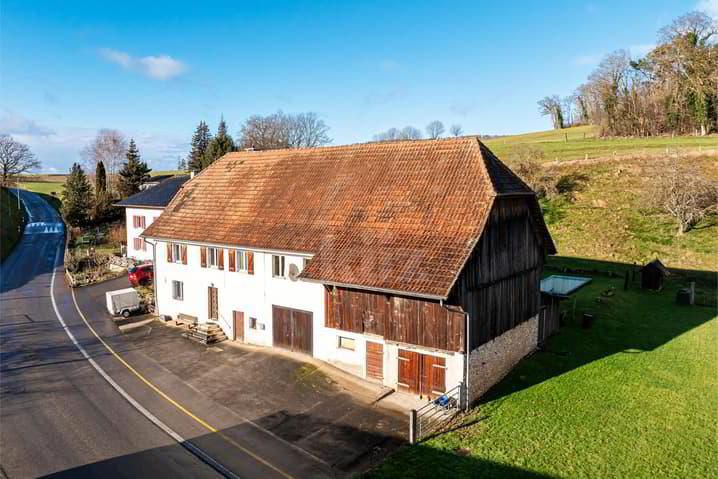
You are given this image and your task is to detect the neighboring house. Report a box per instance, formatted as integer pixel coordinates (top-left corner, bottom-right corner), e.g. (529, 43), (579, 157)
(140, 174), (176, 191)
(116, 175), (190, 261)
(142, 137), (556, 403)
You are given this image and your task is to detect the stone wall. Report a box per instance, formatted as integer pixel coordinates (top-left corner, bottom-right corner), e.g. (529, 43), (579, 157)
(467, 315), (538, 403)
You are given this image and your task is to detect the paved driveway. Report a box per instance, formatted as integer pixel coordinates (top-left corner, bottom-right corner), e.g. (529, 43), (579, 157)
(75, 277), (407, 476)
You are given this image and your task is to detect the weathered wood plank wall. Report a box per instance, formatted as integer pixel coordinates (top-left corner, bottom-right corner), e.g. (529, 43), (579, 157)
(449, 197), (544, 349)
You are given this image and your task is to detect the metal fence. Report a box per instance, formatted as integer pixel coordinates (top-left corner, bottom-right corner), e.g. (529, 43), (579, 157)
(409, 382), (465, 444)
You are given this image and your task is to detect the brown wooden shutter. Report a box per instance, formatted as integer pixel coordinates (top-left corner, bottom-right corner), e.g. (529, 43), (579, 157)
(181, 245), (188, 265)
(218, 249), (224, 270)
(228, 250), (236, 272)
(166, 243), (173, 262)
(200, 247), (207, 268)
(247, 252), (254, 275)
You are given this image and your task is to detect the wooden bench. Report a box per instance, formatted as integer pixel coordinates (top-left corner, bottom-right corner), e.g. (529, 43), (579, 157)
(175, 313), (198, 328)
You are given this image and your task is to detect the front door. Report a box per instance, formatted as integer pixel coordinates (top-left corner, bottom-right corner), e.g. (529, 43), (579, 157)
(272, 305), (313, 355)
(397, 349), (446, 398)
(208, 286), (218, 320)
(366, 342), (384, 381)
(233, 310), (244, 341)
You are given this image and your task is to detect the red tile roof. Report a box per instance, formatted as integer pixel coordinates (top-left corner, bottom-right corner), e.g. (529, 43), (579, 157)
(142, 137), (555, 298)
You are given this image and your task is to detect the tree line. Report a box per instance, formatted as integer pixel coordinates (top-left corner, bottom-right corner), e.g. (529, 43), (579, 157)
(183, 111), (331, 173)
(539, 11), (717, 136)
(373, 120), (463, 141)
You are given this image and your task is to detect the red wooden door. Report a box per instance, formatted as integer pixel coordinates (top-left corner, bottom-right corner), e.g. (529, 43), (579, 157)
(366, 342), (384, 380)
(397, 349), (419, 393)
(233, 311), (244, 342)
(420, 355), (446, 399)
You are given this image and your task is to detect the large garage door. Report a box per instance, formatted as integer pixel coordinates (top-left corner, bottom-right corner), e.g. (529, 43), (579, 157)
(272, 305), (313, 355)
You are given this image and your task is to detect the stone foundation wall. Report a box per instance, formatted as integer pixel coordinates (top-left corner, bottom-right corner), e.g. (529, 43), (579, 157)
(467, 315), (538, 403)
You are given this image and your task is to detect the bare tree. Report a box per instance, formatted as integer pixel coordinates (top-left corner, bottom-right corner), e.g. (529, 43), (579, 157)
(449, 124), (463, 137)
(239, 111), (331, 150)
(537, 96), (565, 129)
(0, 135), (41, 186)
(81, 129), (127, 194)
(652, 157), (718, 234)
(373, 126), (422, 141)
(426, 120), (445, 139)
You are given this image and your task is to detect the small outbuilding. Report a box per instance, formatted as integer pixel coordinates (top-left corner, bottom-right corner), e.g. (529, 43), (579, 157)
(640, 259), (669, 291)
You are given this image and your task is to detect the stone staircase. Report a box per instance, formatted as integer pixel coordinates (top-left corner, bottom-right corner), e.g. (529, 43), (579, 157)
(183, 322), (228, 345)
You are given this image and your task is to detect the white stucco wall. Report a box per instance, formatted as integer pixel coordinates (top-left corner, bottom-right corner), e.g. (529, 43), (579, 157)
(153, 240), (467, 396)
(125, 207), (162, 262)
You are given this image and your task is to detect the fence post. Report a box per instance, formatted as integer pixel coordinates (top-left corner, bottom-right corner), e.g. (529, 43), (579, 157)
(409, 409), (417, 444)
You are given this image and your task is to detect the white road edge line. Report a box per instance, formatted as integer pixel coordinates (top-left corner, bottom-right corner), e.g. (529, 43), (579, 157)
(48, 237), (240, 479)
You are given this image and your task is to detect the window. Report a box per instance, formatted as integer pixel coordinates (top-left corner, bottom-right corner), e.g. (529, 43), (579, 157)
(272, 255), (285, 278)
(208, 247), (220, 268)
(249, 317), (258, 329)
(133, 215), (146, 229)
(172, 243), (182, 263)
(338, 336), (356, 351)
(172, 280), (184, 300)
(236, 250), (249, 272)
(133, 238), (145, 251)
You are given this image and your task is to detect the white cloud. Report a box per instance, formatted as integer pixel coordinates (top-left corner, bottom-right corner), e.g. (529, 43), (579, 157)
(98, 48), (188, 80)
(0, 110), (55, 137)
(697, 0), (718, 17)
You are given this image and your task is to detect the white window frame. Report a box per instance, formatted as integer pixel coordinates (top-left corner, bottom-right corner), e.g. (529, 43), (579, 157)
(338, 336), (356, 351)
(172, 280), (184, 301)
(272, 255), (285, 278)
(236, 250), (249, 272)
(207, 247), (220, 268)
(172, 243), (182, 263)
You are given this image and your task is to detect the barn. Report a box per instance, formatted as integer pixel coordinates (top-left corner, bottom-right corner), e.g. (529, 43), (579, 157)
(142, 136), (556, 404)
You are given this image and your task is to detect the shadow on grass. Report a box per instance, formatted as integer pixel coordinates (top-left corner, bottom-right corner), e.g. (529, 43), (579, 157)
(479, 255), (717, 406)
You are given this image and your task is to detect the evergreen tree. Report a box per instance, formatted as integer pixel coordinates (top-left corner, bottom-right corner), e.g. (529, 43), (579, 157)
(117, 139), (152, 198)
(93, 160), (111, 221)
(203, 117), (235, 168)
(177, 156), (187, 171)
(62, 163), (94, 227)
(96, 160), (107, 196)
(187, 121), (211, 172)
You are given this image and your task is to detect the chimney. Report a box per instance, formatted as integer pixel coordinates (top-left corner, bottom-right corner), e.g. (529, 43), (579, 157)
(190, 171), (195, 179)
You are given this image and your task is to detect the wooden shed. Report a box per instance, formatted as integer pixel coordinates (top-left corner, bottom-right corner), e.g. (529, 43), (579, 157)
(640, 259), (669, 290)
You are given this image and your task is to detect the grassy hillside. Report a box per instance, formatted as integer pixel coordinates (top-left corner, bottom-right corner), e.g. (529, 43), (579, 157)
(484, 125), (718, 163)
(1, 188), (25, 262)
(369, 263), (717, 479)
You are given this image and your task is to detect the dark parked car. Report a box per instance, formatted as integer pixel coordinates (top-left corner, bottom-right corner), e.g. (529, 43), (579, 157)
(128, 263), (153, 286)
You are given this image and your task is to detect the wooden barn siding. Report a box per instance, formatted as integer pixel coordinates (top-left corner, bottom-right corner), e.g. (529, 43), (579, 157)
(325, 287), (465, 352)
(449, 197), (544, 349)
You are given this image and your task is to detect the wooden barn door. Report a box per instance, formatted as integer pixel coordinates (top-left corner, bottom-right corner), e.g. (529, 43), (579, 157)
(272, 306), (313, 355)
(397, 350), (445, 398)
(207, 287), (219, 320)
(366, 342), (384, 381)
(233, 311), (244, 342)
(398, 350), (419, 393)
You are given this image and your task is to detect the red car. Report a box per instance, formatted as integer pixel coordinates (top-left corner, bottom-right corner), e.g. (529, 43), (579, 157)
(128, 263), (153, 286)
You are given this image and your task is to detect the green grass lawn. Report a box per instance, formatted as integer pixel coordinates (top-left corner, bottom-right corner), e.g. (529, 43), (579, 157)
(20, 181), (65, 196)
(369, 258), (717, 479)
(1, 187), (25, 262)
(484, 125), (718, 163)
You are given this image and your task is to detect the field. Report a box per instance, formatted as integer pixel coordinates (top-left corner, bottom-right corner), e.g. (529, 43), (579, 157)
(484, 125), (718, 163)
(369, 259), (717, 479)
(1, 188), (25, 262)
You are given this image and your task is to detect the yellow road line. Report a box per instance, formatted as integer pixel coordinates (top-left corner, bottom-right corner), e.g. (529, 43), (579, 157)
(70, 288), (294, 479)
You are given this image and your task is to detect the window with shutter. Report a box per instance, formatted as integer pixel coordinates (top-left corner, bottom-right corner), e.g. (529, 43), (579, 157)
(181, 245), (188, 265)
(167, 243), (173, 262)
(247, 252), (254, 275)
(134, 238), (143, 250)
(228, 250), (236, 272)
(200, 247), (207, 267)
(218, 249), (224, 270)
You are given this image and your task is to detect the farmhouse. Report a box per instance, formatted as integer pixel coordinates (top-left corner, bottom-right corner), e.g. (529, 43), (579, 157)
(141, 137), (556, 403)
(116, 175), (189, 261)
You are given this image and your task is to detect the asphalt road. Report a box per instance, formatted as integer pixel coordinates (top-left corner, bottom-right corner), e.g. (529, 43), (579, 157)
(0, 190), (221, 478)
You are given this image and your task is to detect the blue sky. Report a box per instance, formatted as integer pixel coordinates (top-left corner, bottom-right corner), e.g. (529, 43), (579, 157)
(0, 0), (713, 172)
